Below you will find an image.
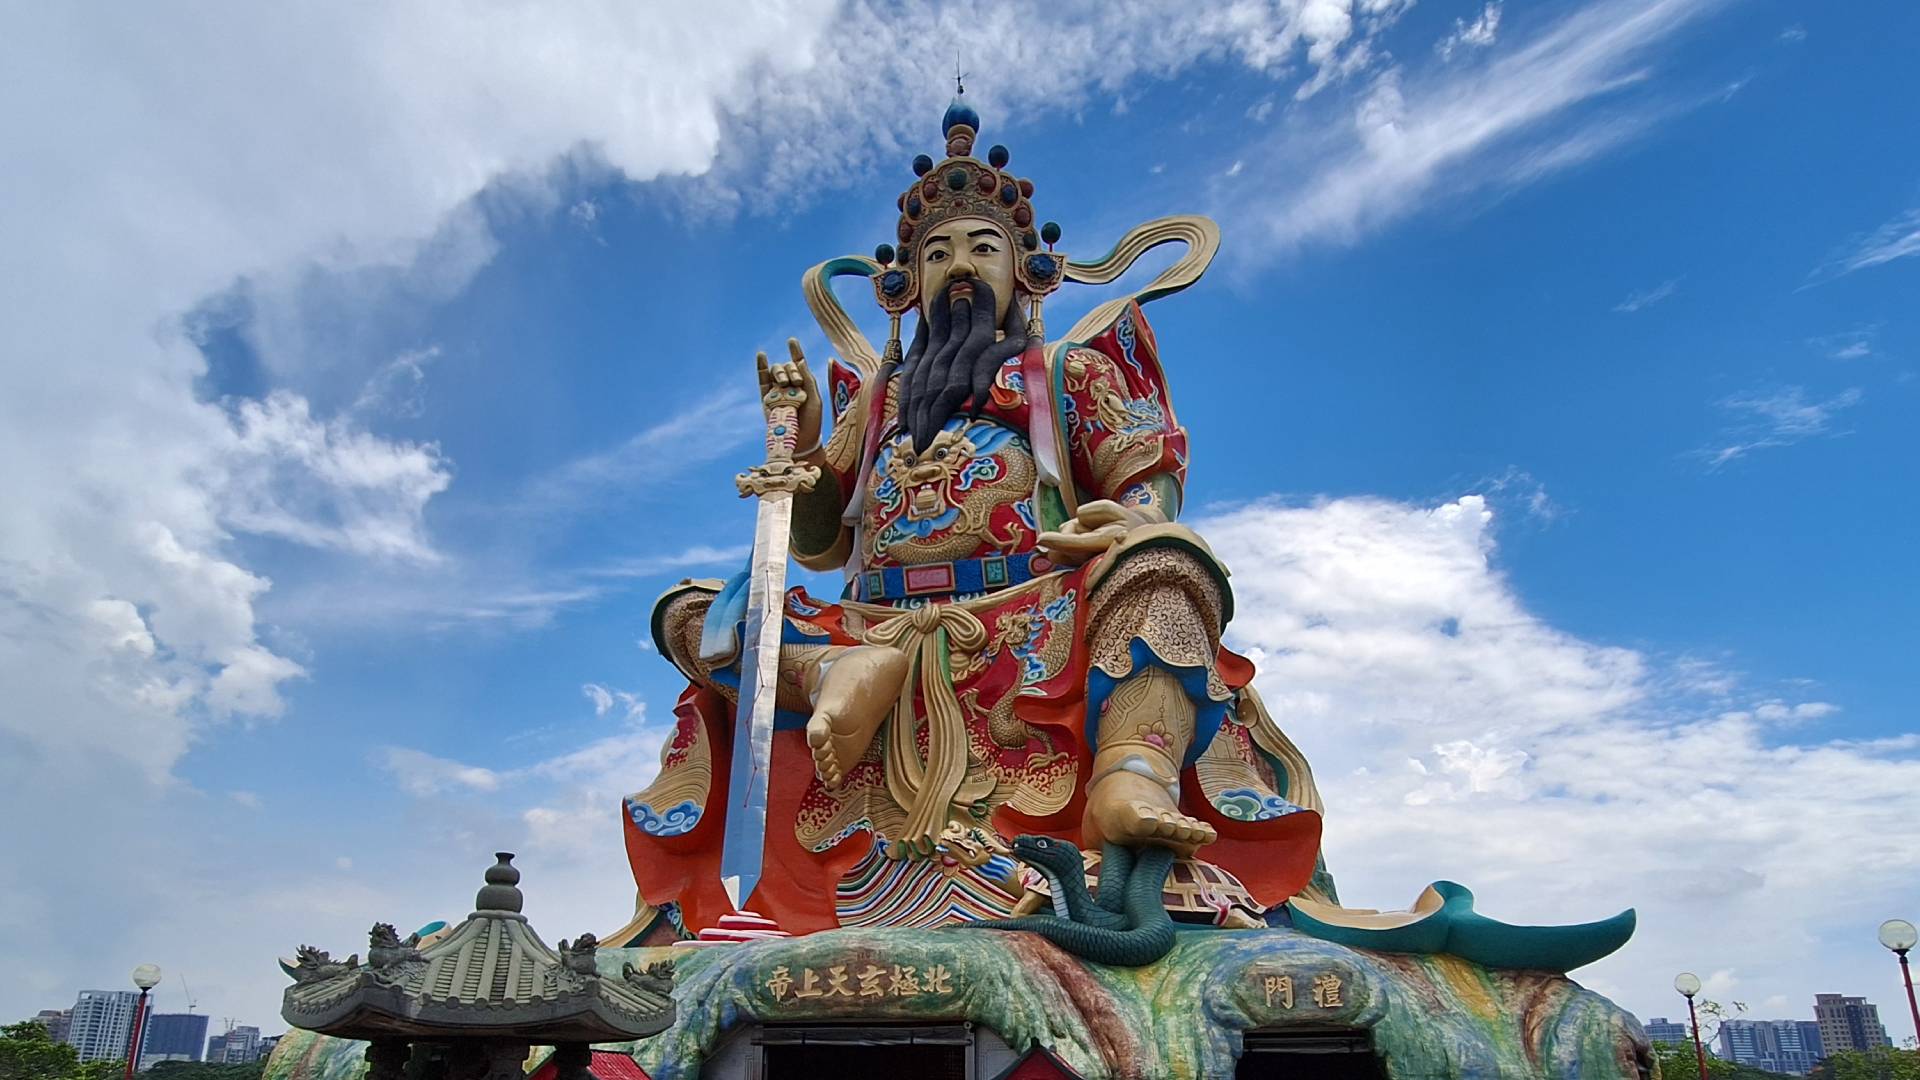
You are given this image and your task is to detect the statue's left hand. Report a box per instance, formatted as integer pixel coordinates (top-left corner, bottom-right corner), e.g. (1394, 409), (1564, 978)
(1037, 499), (1164, 567)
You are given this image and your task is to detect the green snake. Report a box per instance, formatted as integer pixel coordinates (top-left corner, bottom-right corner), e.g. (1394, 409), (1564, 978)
(959, 836), (1177, 966)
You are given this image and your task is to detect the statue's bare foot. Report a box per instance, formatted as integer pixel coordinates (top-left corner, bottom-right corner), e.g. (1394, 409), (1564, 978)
(1084, 766), (1216, 856)
(806, 645), (910, 788)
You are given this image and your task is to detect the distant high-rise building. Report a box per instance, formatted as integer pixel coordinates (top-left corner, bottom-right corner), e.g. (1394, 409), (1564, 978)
(139, 1013), (209, 1068)
(66, 990), (142, 1063)
(207, 1023), (262, 1063)
(1645, 1017), (1691, 1045)
(1814, 994), (1891, 1054)
(1718, 1019), (1824, 1075)
(30, 1009), (72, 1044)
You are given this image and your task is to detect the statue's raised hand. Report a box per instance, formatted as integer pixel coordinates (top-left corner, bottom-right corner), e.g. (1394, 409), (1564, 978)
(757, 338), (822, 456)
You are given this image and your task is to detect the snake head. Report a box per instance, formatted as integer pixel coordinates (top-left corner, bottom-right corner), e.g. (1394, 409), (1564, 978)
(1009, 834), (1086, 877)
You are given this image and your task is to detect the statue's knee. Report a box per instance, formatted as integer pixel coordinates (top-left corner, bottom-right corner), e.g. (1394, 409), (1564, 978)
(653, 587), (722, 684)
(1087, 543), (1228, 647)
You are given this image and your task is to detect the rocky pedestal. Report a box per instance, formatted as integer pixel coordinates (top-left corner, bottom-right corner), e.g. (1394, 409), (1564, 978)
(266, 925), (1650, 1080)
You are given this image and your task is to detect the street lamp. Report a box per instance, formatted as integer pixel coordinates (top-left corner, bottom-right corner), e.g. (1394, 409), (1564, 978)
(1674, 972), (1710, 1079)
(1879, 919), (1920, 1048)
(125, 965), (160, 1080)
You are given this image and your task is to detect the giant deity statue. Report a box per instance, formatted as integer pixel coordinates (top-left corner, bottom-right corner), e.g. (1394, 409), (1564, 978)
(621, 96), (1630, 974)
(624, 97), (1322, 945)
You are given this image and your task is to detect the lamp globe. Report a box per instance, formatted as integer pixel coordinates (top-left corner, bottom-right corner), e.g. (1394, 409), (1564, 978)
(1673, 972), (1702, 998)
(1880, 919), (1918, 953)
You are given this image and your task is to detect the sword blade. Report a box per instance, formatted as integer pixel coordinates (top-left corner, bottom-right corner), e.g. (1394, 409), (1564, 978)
(718, 490), (794, 911)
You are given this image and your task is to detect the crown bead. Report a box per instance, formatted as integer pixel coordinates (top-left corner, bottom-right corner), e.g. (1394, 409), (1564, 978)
(1041, 221), (1062, 245)
(988, 144), (1010, 168)
(922, 177), (941, 200)
(1000, 183), (1019, 206)
(1021, 230), (1039, 250)
(897, 219), (914, 242)
(912, 154), (934, 177)
(875, 243), (896, 266)
(975, 172), (996, 194)
(1013, 204), (1033, 228)
(945, 167), (969, 192)
(942, 99), (981, 137)
(1018, 179), (1035, 198)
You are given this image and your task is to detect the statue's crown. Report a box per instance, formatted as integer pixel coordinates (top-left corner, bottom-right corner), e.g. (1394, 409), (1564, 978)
(870, 94), (1064, 316)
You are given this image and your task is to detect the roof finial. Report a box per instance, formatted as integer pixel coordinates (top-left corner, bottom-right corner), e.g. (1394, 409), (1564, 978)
(475, 852), (524, 913)
(954, 60), (967, 99)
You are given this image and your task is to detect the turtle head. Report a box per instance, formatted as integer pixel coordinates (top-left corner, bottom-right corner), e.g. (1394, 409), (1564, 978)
(1010, 834), (1085, 876)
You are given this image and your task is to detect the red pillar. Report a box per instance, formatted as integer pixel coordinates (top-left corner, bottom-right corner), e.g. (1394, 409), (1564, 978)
(1686, 994), (1710, 1079)
(1900, 951), (1920, 1050)
(121, 989), (150, 1080)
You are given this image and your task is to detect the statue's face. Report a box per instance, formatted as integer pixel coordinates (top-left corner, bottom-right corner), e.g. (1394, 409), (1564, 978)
(918, 215), (1016, 325)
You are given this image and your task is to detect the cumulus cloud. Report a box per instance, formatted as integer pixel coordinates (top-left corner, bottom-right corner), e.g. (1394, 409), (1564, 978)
(1196, 495), (1920, 1026)
(218, 391), (451, 561)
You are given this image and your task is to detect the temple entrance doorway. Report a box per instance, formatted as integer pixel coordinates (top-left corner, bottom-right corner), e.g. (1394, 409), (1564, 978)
(1235, 1028), (1390, 1079)
(703, 1022), (1013, 1079)
(762, 1038), (966, 1078)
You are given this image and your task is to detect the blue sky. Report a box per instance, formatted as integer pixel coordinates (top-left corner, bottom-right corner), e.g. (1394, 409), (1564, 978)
(3, 0), (1918, 1051)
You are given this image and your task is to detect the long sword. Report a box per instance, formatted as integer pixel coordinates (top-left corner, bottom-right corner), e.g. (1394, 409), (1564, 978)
(720, 341), (819, 912)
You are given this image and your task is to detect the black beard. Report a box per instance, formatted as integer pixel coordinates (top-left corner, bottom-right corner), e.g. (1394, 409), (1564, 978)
(895, 278), (1028, 454)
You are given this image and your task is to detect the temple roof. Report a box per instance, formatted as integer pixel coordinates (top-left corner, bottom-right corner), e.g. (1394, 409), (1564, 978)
(281, 853), (675, 1043)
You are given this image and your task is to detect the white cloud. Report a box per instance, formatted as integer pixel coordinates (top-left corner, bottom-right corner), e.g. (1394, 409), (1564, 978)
(1808, 208), (1920, 284)
(1227, 0), (1730, 256)
(1474, 466), (1563, 523)
(220, 391), (451, 562)
(582, 682), (645, 721)
(517, 389), (760, 515)
(1196, 494), (1920, 1031)
(378, 747), (503, 798)
(347, 346), (439, 421)
(1778, 24), (1806, 43)
(1614, 277), (1683, 312)
(1700, 386), (1864, 469)
(1811, 325), (1879, 361)
(1435, 1), (1503, 61)
(589, 544), (751, 579)
(582, 683), (615, 716)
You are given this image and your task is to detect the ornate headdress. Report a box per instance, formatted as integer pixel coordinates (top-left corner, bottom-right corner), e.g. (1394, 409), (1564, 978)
(798, 91), (1217, 382)
(868, 94), (1064, 325)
